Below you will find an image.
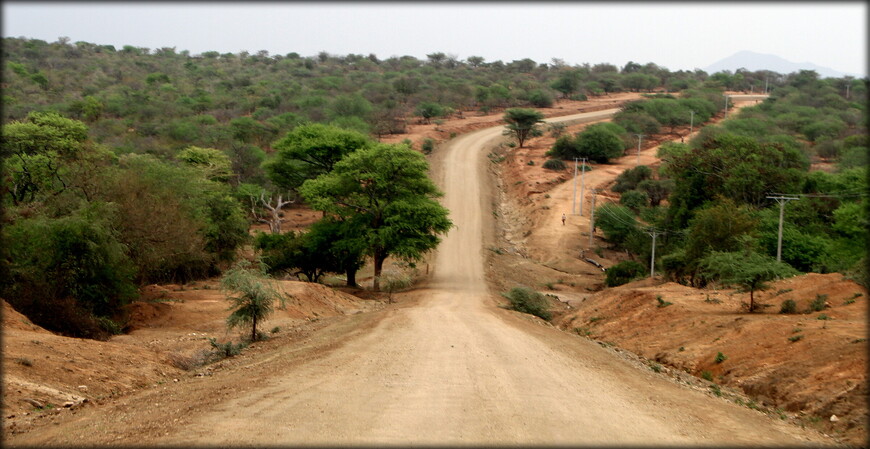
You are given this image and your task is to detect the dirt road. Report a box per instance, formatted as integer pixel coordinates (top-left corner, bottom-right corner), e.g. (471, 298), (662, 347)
(8, 109), (832, 446)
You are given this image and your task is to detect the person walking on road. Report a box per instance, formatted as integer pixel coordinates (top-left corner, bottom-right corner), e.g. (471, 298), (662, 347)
(561, 213), (566, 225)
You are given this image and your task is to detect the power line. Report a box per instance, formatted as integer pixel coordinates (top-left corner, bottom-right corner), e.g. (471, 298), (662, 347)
(769, 190), (868, 199)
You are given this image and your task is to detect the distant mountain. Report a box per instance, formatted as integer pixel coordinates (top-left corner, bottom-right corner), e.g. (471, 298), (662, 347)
(704, 50), (860, 78)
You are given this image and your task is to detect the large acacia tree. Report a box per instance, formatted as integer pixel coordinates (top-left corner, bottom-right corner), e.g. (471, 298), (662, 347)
(300, 143), (452, 291)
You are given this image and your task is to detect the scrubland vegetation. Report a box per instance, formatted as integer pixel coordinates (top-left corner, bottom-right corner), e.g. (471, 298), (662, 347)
(1, 36), (866, 338)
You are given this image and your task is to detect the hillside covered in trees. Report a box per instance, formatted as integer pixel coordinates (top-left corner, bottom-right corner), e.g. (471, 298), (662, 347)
(578, 72), (868, 298)
(1, 36), (866, 339)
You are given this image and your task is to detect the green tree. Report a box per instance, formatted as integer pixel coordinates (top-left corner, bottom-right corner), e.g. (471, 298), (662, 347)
(300, 143), (452, 290)
(176, 146), (234, 182)
(415, 102), (446, 124)
(503, 108), (545, 148)
(637, 179), (674, 207)
(700, 250), (798, 312)
(612, 165), (652, 193)
(2, 112), (89, 204)
(619, 190), (649, 212)
(266, 123), (373, 190)
(551, 70), (582, 98)
(575, 124), (625, 163)
(221, 259), (285, 342)
(684, 198), (758, 263)
(605, 260), (647, 287)
(595, 203), (642, 248)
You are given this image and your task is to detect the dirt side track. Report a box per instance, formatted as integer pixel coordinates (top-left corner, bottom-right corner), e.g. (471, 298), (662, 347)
(3, 109), (835, 446)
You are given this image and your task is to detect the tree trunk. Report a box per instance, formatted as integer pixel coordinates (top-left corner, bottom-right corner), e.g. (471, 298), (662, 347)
(373, 251), (386, 291)
(346, 268), (358, 288)
(251, 314), (258, 342)
(749, 288), (755, 313)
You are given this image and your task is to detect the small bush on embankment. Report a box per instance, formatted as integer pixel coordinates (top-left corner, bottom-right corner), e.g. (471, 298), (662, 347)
(502, 286), (552, 320)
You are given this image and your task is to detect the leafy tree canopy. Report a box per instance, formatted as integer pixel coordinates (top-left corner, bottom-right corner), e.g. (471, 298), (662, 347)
(266, 123), (373, 190)
(299, 142), (452, 290)
(503, 108), (544, 148)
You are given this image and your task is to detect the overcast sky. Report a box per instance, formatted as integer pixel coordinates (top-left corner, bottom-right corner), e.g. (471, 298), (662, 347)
(3, 2), (867, 76)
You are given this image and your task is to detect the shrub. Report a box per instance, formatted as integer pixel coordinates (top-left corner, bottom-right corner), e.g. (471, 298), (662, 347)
(605, 260), (646, 287)
(612, 165), (652, 193)
(714, 352), (728, 364)
(502, 287), (552, 320)
(788, 334), (804, 343)
(576, 125), (625, 163)
(807, 294), (828, 312)
(779, 299), (797, 314)
(207, 337), (247, 358)
(3, 203), (137, 339)
(547, 135), (578, 159)
(526, 89), (554, 108)
(548, 122), (567, 138)
(543, 159), (567, 170)
(619, 190), (649, 212)
(421, 138), (435, 155)
(701, 371), (713, 381)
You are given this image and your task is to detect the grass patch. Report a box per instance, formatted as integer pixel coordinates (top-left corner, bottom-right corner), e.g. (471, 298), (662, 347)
(704, 295), (722, 304)
(543, 159), (567, 170)
(649, 362), (662, 373)
(701, 370), (713, 381)
(656, 295), (673, 308)
(573, 326), (592, 336)
(788, 334), (804, 343)
(709, 384), (722, 397)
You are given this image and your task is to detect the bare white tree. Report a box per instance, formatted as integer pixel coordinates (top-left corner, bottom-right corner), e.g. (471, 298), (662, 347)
(250, 192), (294, 234)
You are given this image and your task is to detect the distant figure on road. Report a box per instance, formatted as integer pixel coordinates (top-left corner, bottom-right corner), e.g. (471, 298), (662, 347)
(562, 213), (566, 225)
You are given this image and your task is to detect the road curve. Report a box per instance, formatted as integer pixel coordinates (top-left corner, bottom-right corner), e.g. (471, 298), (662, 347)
(11, 105), (826, 447)
(157, 107), (822, 446)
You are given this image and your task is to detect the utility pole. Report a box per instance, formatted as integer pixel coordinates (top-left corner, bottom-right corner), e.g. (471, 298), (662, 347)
(634, 134), (644, 165)
(588, 189), (598, 248)
(689, 110), (695, 136)
(572, 157), (578, 214)
(646, 229), (659, 278)
(764, 75), (769, 94)
(579, 158), (587, 216)
(766, 195), (799, 262)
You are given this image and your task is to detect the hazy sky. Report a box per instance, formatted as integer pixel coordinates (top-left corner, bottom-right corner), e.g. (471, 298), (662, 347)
(3, 2), (867, 76)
